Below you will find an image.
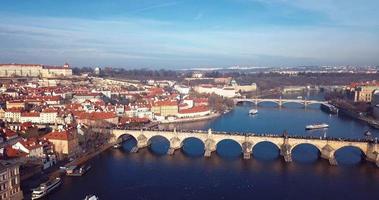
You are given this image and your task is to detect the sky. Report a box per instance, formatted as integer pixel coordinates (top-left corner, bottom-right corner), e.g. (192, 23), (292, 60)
(0, 0), (378, 69)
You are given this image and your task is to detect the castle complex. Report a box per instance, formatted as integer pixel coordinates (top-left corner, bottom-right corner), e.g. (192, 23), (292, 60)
(0, 63), (72, 78)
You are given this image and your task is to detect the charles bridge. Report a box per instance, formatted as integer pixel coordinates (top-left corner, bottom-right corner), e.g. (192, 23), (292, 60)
(103, 128), (379, 167)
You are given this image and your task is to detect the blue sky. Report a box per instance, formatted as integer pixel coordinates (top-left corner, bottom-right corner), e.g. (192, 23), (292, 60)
(0, 0), (378, 68)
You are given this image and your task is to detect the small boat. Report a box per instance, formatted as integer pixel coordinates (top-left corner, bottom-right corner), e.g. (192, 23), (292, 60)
(305, 123), (329, 130)
(364, 130), (372, 136)
(84, 194), (100, 200)
(31, 177), (62, 199)
(297, 96), (303, 99)
(66, 164), (92, 176)
(249, 109), (258, 115)
(113, 143), (121, 148)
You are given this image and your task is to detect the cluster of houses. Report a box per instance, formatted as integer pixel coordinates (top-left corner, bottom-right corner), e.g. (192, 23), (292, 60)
(0, 72), (219, 168)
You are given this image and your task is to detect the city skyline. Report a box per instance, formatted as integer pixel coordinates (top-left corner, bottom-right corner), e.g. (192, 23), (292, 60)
(1, 0), (379, 68)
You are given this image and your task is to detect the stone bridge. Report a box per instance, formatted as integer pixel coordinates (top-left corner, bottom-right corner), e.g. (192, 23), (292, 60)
(234, 98), (327, 107)
(107, 128), (379, 167)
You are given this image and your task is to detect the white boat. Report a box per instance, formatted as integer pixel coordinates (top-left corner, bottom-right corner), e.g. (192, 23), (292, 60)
(249, 109), (258, 115)
(305, 123), (329, 130)
(364, 130), (372, 136)
(297, 96), (303, 99)
(84, 194), (100, 200)
(31, 177), (62, 199)
(113, 143), (121, 148)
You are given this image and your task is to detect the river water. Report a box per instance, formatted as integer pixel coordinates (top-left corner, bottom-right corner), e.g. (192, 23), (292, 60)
(26, 91), (379, 200)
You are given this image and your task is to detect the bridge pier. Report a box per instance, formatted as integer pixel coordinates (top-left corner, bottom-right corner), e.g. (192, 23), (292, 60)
(321, 144), (337, 166)
(168, 137), (182, 155)
(280, 138), (292, 162)
(136, 134), (148, 149)
(242, 142), (253, 159)
(204, 139), (216, 157)
(280, 143), (292, 162)
(366, 143), (379, 167)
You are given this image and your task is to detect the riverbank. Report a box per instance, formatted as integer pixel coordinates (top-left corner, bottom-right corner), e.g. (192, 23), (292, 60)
(159, 112), (221, 124)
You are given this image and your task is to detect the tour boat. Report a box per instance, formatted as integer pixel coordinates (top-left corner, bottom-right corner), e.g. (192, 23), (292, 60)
(305, 123), (329, 130)
(31, 177), (62, 199)
(84, 194), (100, 200)
(249, 109), (258, 115)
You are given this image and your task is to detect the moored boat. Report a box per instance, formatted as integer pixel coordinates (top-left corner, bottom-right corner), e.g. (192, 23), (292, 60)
(66, 164), (92, 176)
(84, 194), (100, 200)
(320, 103), (338, 114)
(249, 109), (258, 115)
(305, 123), (329, 130)
(31, 177), (62, 199)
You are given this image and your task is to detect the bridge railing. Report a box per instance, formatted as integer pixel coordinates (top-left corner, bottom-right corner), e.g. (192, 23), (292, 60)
(109, 126), (377, 144)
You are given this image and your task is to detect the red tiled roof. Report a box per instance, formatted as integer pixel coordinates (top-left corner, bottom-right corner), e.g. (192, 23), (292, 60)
(5, 107), (23, 113)
(179, 106), (210, 114)
(5, 147), (27, 158)
(21, 112), (40, 117)
(152, 100), (178, 107)
(2, 129), (17, 138)
(43, 129), (75, 141)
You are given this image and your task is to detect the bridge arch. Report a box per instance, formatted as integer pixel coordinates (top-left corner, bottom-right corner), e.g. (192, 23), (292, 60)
(147, 135), (171, 155)
(334, 145), (366, 165)
(252, 141), (281, 160)
(215, 139), (243, 157)
(115, 132), (138, 143)
(281, 101), (305, 107)
(256, 100), (280, 107)
(181, 137), (205, 156)
(291, 143), (322, 162)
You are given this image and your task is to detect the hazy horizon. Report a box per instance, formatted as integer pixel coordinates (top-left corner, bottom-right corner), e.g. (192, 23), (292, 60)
(1, 0), (379, 69)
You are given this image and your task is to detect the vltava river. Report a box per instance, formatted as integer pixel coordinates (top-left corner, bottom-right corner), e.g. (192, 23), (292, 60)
(25, 93), (379, 200)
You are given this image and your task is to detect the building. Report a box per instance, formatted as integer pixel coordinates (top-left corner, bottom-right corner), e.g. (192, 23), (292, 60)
(12, 140), (44, 158)
(151, 100), (178, 117)
(5, 100), (25, 110)
(192, 72), (204, 78)
(0, 161), (23, 200)
(4, 108), (22, 123)
(42, 128), (79, 159)
(194, 85), (238, 98)
(174, 85), (190, 95)
(40, 108), (58, 124)
(354, 85), (379, 102)
(0, 63), (72, 78)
